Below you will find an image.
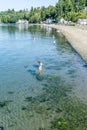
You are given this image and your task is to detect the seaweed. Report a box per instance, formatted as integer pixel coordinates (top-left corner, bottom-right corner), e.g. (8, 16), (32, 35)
(23, 74), (87, 130)
(0, 101), (8, 108)
(8, 91), (14, 94)
(39, 128), (46, 130)
(51, 118), (69, 130)
(21, 106), (27, 110)
(25, 96), (33, 102)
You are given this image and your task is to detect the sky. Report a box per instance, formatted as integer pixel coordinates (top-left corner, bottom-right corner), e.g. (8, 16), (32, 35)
(0, 0), (58, 11)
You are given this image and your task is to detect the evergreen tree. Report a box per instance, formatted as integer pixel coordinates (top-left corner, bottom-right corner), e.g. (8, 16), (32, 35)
(56, 0), (64, 17)
(86, 0), (87, 6)
(64, 0), (73, 13)
(79, 0), (86, 10)
(41, 6), (46, 21)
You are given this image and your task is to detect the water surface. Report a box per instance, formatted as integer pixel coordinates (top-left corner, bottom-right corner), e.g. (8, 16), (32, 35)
(0, 24), (87, 130)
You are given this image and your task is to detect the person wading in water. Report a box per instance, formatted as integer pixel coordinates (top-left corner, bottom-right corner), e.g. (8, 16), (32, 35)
(38, 61), (43, 76)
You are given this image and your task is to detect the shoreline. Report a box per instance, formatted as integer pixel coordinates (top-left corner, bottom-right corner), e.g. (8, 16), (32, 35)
(43, 24), (87, 62)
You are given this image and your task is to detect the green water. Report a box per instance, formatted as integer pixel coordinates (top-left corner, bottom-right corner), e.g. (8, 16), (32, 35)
(0, 24), (87, 130)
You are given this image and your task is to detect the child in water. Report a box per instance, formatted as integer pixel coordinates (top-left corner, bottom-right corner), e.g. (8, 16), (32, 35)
(38, 61), (43, 76)
(37, 61), (43, 81)
(38, 61), (43, 71)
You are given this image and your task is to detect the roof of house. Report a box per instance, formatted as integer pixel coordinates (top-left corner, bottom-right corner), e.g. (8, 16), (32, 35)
(78, 19), (87, 22)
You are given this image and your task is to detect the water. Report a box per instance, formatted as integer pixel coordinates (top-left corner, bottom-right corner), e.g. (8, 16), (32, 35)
(0, 24), (87, 130)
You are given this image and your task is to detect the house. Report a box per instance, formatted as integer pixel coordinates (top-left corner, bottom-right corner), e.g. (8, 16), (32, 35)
(58, 18), (69, 25)
(77, 19), (87, 25)
(59, 18), (65, 24)
(44, 19), (54, 24)
(16, 19), (28, 24)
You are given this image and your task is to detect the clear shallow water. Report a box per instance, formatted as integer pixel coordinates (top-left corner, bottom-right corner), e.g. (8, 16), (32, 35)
(0, 24), (87, 130)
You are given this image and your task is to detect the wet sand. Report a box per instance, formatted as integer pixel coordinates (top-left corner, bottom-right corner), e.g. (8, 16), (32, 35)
(44, 24), (87, 62)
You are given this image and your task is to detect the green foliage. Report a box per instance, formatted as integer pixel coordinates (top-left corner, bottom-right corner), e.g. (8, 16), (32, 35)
(52, 118), (69, 130)
(23, 74), (87, 130)
(39, 128), (46, 130)
(64, 0), (73, 14)
(56, 0), (87, 22)
(45, 6), (56, 19)
(86, 0), (87, 6)
(0, 101), (8, 107)
(0, 0), (87, 23)
(78, 12), (87, 19)
(56, 0), (64, 17)
(0, 9), (29, 23)
(70, 11), (79, 22)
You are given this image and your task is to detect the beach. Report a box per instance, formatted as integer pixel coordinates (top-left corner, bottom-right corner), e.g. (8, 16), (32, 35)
(45, 24), (87, 62)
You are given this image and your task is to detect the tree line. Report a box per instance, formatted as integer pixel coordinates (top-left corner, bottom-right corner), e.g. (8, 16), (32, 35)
(0, 0), (87, 23)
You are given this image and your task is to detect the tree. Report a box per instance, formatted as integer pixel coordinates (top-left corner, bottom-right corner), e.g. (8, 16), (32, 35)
(1, 15), (9, 23)
(56, 0), (64, 17)
(80, 0), (86, 10)
(41, 6), (46, 21)
(86, 0), (87, 6)
(29, 7), (41, 23)
(0, 0), (87, 24)
(64, 0), (73, 14)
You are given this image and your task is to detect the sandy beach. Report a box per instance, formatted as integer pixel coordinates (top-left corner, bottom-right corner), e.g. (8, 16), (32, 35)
(45, 24), (87, 62)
